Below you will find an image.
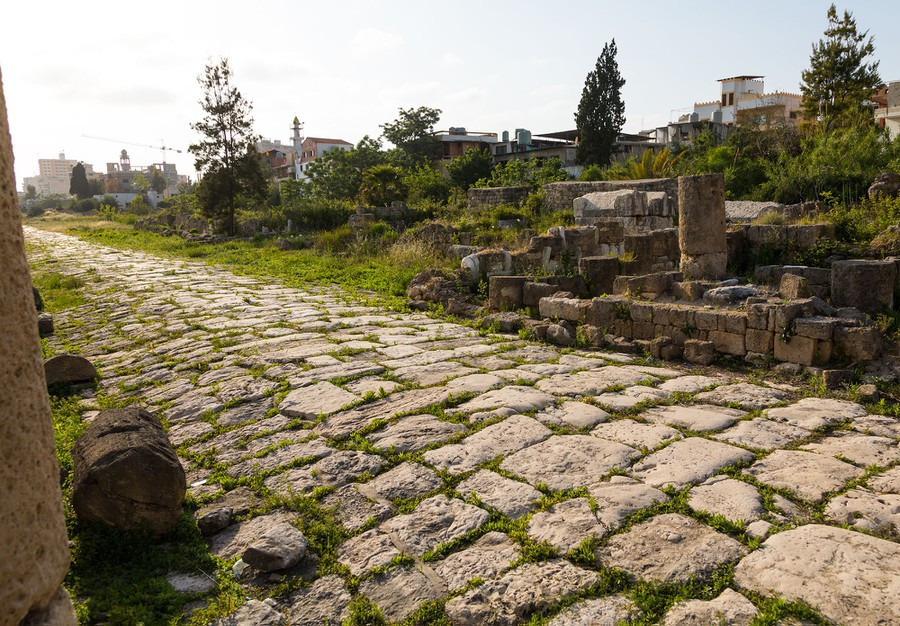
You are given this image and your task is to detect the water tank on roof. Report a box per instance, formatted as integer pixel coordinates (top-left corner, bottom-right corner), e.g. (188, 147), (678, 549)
(516, 129), (532, 146)
(711, 110), (723, 124)
(501, 130), (509, 142)
(689, 112), (700, 123)
(449, 127), (466, 135)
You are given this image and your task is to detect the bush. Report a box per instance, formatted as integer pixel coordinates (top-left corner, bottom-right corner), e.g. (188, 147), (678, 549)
(404, 165), (451, 204)
(278, 198), (354, 232)
(315, 225), (354, 254)
(70, 197), (99, 214)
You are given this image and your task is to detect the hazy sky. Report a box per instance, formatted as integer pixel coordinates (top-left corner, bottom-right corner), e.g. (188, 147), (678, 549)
(3, 0), (898, 189)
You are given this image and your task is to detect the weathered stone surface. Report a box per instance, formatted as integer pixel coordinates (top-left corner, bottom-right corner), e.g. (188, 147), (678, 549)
(381, 495), (488, 556)
(712, 418), (809, 451)
(359, 566), (443, 623)
(688, 476), (764, 523)
(445, 560), (598, 626)
(264, 450), (383, 495)
(279, 382), (358, 418)
(368, 461), (442, 502)
(657, 375), (722, 393)
(423, 415), (551, 474)
(212, 599), (285, 626)
(284, 574), (351, 626)
(800, 431), (900, 467)
(337, 529), (400, 576)
(831, 259), (897, 313)
(661, 589), (757, 626)
(765, 397), (867, 430)
(547, 595), (640, 626)
(825, 488), (900, 534)
(594, 385), (669, 410)
(196, 507), (232, 536)
(588, 476), (668, 529)
(501, 435), (640, 491)
(449, 386), (555, 418)
(535, 367), (658, 397)
(745, 449), (863, 502)
(226, 438), (333, 478)
(44, 354), (98, 386)
(209, 512), (297, 559)
(166, 571), (216, 594)
(367, 414), (466, 453)
(527, 498), (605, 552)
(694, 382), (788, 409)
(242, 522), (307, 572)
(433, 532), (519, 591)
(535, 401), (609, 428)
(321, 485), (393, 533)
(591, 418), (682, 450)
(72, 407), (185, 534)
(869, 466), (900, 494)
(457, 470), (541, 518)
(597, 513), (746, 583)
(852, 414), (900, 439)
(734, 525), (900, 625)
(630, 437), (754, 488)
(643, 404), (744, 432)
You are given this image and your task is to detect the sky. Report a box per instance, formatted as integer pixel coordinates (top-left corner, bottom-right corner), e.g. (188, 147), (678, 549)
(3, 0), (898, 190)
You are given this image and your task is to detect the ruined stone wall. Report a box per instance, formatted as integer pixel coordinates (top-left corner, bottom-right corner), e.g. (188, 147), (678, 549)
(0, 68), (76, 623)
(727, 223), (836, 267)
(466, 186), (531, 210)
(543, 178), (678, 213)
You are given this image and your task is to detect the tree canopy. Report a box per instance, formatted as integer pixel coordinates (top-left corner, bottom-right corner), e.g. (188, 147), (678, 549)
(69, 162), (92, 199)
(304, 136), (386, 200)
(380, 106), (441, 166)
(800, 4), (881, 126)
(575, 40), (626, 167)
(447, 148), (494, 191)
(188, 58), (265, 234)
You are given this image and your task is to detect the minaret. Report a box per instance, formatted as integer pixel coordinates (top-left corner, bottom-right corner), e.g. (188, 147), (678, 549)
(291, 116), (304, 155)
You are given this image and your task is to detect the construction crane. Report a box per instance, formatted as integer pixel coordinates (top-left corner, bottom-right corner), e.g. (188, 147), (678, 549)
(81, 134), (183, 164)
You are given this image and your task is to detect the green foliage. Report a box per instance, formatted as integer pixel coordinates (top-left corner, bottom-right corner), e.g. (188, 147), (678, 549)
(149, 167), (168, 194)
(476, 157), (568, 190)
(447, 148), (494, 191)
(575, 39), (626, 166)
(801, 3), (881, 126)
(69, 197), (99, 214)
(24, 184), (37, 200)
(68, 162), (92, 199)
(360, 164), (407, 206)
(276, 196), (354, 232)
(607, 147), (681, 180)
(822, 193), (900, 244)
(380, 105), (442, 166)
(305, 136), (386, 200)
(128, 194), (151, 216)
(404, 164), (451, 204)
(132, 172), (150, 194)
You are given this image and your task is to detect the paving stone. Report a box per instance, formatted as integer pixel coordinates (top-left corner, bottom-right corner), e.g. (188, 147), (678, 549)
(744, 449), (863, 502)
(661, 589), (757, 626)
(212, 599), (284, 626)
(264, 450), (384, 495)
(242, 522), (307, 572)
(337, 529), (401, 576)
(527, 498), (605, 552)
(591, 418), (682, 450)
(642, 404), (745, 432)
(597, 513), (747, 583)
(342, 376), (402, 397)
(196, 365), (249, 387)
(457, 470), (541, 518)
(279, 382), (359, 419)
(209, 512), (297, 559)
(800, 431), (900, 467)
(359, 566), (444, 623)
(447, 386), (556, 418)
(164, 390), (225, 423)
(215, 375), (278, 404)
(694, 382), (788, 409)
(423, 415), (552, 474)
(283, 574), (351, 626)
(367, 462), (443, 502)
(712, 417), (809, 451)
(226, 438), (333, 478)
(315, 387), (450, 439)
(444, 560), (598, 626)
(548, 595), (640, 626)
(432, 531), (519, 591)
(588, 476), (668, 530)
(734, 524), (900, 625)
(393, 360), (477, 386)
(381, 495), (489, 557)
(765, 397), (867, 430)
(287, 361), (386, 387)
(367, 414), (466, 453)
(534, 400), (610, 428)
(444, 373), (506, 394)
(321, 485), (393, 533)
(535, 367), (658, 397)
(501, 345), (561, 363)
(869, 466), (900, 494)
(630, 437), (755, 488)
(688, 476), (764, 523)
(215, 397), (274, 427)
(746, 519), (773, 539)
(657, 375), (723, 394)
(201, 416), (293, 460)
(824, 488), (900, 534)
(594, 385), (670, 410)
(501, 435), (640, 491)
(168, 421), (215, 447)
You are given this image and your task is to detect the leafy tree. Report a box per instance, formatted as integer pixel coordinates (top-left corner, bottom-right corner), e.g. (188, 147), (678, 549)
(149, 167), (168, 194)
(132, 172), (150, 193)
(380, 106), (441, 166)
(69, 162), (92, 199)
(475, 157), (568, 189)
(305, 136), (385, 200)
(575, 40), (626, 167)
(188, 57), (261, 235)
(87, 178), (105, 196)
(800, 4), (881, 126)
(447, 148), (494, 191)
(360, 164), (407, 206)
(24, 184), (36, 200)
(403, 165), (451, 204)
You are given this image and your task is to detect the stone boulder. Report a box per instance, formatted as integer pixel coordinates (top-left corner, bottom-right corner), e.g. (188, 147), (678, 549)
(868, 172), (900, 199)
(72, 407), (186, 535)
(44, 354), (97, 386)
(242, 522), (308, 572)
(38, 313), (54, 337)
(407, 269), (473, 308)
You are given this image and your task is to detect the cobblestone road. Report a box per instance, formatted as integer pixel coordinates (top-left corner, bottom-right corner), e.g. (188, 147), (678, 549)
(28, 227), (900, 625)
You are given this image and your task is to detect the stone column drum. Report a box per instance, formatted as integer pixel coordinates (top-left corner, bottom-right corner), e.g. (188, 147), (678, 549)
(831, 259), (897, 314)
(678, 174), (727, 280)
(0, 68), (76, 623)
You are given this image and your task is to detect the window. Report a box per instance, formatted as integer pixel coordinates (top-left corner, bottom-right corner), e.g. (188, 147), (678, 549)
(722, 95), (727, 106)
(728, 93), (734, 106)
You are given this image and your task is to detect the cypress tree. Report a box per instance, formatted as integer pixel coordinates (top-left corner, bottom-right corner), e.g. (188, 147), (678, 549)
(575, 40), (626, 167)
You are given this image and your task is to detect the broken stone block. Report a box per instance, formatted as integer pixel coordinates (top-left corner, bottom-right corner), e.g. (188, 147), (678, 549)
(779, 273), (812, 299)
(44, 354), (98, 386)
(242, 522), (307, 572)
(832, 259), (897, 313)
(834, 326), (882, 361)
(489, 276), (526, 311)
(683, 339), (715, 366)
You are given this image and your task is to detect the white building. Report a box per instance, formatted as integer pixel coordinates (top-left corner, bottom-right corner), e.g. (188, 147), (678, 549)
(23, 153), (95, 196)
(295, 135), (353, 180)
(875, 81), (900, 138)
(693, 76), (801, 127)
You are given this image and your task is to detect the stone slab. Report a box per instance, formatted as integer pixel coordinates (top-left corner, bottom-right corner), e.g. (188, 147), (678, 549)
(457, 470), (541, 518)
(630, 438), (755, 488)
(587, 477), (668, 530)
(591, 419), (682, 451)
(284, 574), (351, 626)
(279, 382), (359, 419)
(694, 383), (788, 409)
(661, 589), (757, 626)
(535, 401), (610, 429)
(367, 414), (466, 453)
(744, 449), (863, 502)
(381, 495), (489, 557)
(527, 498), (605, 553)
(367, 462), (443, 502)
(712, 418), (809, 451)
(643, 404), (745, 432)
(765, 397), (867, 431)
(688, 476), (764, 524)
(547, 595), (640, 626)
(432, 531), (519, 591)
(800, 431), (900, 467)
(825, 488), (900, 535)
(359, 566), (443, 623)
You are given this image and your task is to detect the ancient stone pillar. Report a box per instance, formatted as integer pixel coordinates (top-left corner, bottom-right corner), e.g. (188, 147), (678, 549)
(0, 68), (76, 623)
(678, 174), (727, 280)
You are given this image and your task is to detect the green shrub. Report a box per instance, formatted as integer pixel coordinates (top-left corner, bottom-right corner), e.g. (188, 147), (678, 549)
(315, 225), (354, 254)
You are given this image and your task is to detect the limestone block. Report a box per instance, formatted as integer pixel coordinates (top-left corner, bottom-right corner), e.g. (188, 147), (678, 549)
(680, 252), (727, 281)
(792, 316), (836, 340)
(538, 296), (589, 323)
(746, 329), (774, 354)
(489, 276), (526, 311)
(747, 303), (775, 330)
(773, 334), (817, 366)
(683, 339), (716, 365)
(522, 281), (558, 307)
(678, 174), (726, 257)
(832, 259), (896, 313)
(780, 273), (812, 299)
(834, 326), (882, 361)
(578, 256), (619, 296)
(709, 331), (746, 356)
(44, 354), (98, 385)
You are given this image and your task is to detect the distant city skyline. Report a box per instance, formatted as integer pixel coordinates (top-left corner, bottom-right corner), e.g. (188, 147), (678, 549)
(4, 0), (898, 190)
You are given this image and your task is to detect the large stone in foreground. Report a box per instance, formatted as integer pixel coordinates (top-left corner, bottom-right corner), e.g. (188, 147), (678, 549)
(457, 470), (541, 518)
(72, 407), (185, 534)
(597, 513), (746, 583)
(527, 498), (605, 553)
(712, 417), (809, 451)
(694, 382), (787, 409)
(367, 413), (466, 453)
(380, 495), (488, 557)
(688, 476), (764, 524)
(661, 589), (757, 626)
(630, 437), (754, 488)
(734, 524), (900, 625)
(744, 449), (862, 502)
(44, 353), (98, 385)
(279, 381), (358, 418)
(242, 522), (307, 572)
(500, 435), (640, 491)
(359, 566), (443, 623)
(444, 560), (598, 626)
(284, 574), (350, 626)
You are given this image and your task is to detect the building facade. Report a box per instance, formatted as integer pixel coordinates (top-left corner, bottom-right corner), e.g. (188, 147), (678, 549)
(23, 153), (94, 195)
(693, 76), (801, 127)
(875, 81), (900, 138)
(296, 137), (353, 180)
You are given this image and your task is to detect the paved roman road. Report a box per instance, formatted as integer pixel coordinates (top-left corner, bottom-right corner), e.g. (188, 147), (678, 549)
(27, 227), (900, 625)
